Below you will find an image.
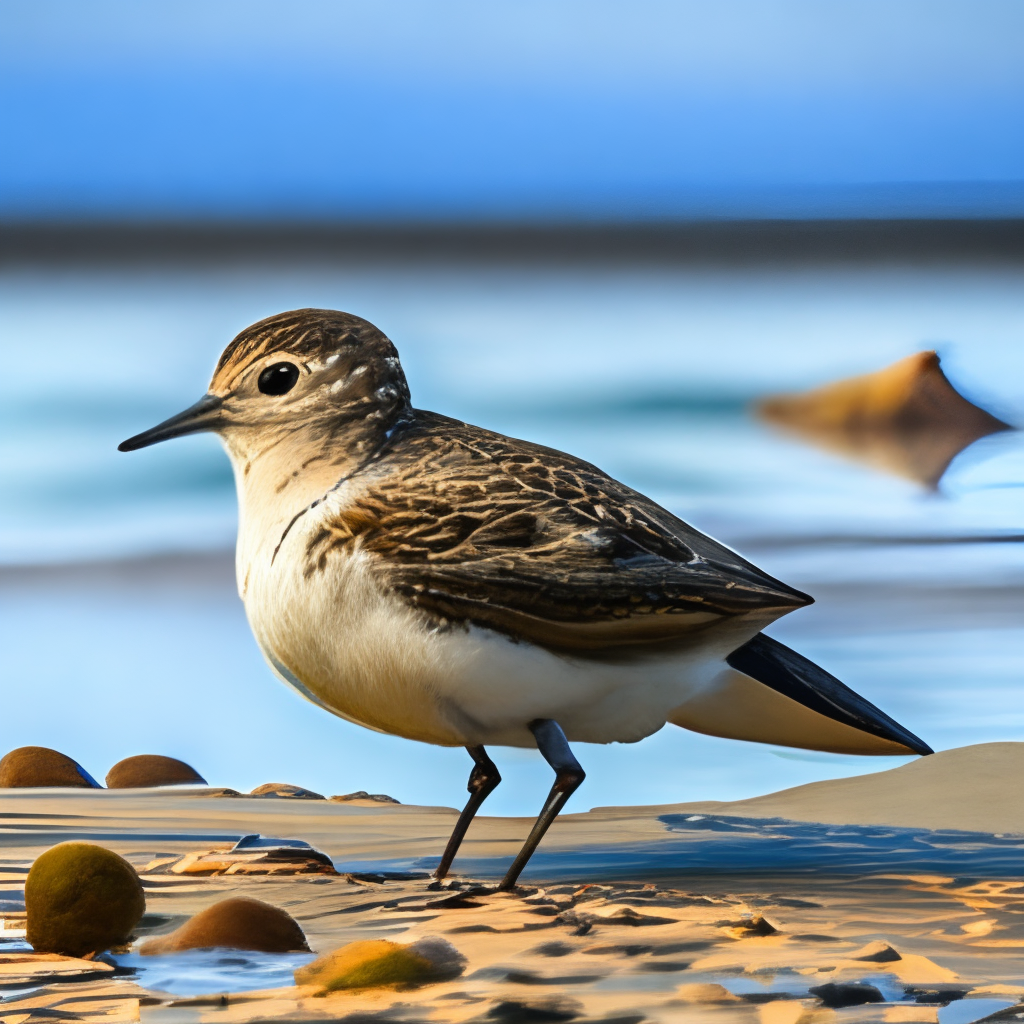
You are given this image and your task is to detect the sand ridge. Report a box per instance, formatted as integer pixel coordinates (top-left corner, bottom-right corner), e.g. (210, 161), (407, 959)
(596, 743), (1024, 835)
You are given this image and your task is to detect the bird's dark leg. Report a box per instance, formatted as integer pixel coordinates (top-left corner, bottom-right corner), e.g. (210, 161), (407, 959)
(498, 719), (585, 892)
(434, 746), (502, 881)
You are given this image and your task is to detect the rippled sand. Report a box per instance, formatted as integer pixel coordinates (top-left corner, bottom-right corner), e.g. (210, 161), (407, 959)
(3, 745), (1024, 1022)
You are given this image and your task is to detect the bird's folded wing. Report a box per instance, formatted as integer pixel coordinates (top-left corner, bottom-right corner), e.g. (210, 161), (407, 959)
(304, 412), (810, 651)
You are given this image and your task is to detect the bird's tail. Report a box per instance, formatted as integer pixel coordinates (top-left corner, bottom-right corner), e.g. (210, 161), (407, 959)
(669, 632), (932, 757)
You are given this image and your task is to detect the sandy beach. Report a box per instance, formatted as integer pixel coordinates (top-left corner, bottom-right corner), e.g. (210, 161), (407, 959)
(2, 744), (1024, 1022)
(3, 4), (1022, 1019)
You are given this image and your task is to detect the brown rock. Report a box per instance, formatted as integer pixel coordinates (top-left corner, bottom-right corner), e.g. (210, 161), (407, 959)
(330, 790), (400, 804)
(757, 351), (1011, 487)
(156, 835), (337, 877)
(250, 783), (324, 799)
(105, 755), (205, 789)
(139, 897), (309, 955)
(809, 981), (884, 1008)
(26, 843), (145, 957)
(0, 747), (100, 788)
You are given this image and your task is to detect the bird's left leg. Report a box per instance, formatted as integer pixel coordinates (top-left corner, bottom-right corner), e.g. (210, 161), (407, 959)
(434, 746), (502, 881)
(498, 719), (585, 891)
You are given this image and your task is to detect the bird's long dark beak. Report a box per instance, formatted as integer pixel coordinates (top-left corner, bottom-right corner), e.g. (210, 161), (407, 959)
(118, 394), (224, 452)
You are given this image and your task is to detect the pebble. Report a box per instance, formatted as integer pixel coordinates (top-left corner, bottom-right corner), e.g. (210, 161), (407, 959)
(105, 754), (206, 789)
(139, 897), (309, 954)
(330, 790), (400, 804)
(809, 982), (885, 1008)
(0, 746), (101, 788)
(250, 783), (325, 799)
(295, 936), (465, 993)
(26, 843), (145, 957)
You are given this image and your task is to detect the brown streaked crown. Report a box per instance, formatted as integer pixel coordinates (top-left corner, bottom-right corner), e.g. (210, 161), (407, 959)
(211, 308), (411, 410)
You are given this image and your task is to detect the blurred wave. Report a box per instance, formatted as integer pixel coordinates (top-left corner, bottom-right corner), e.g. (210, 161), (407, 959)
(2, 260), (1022, 565)
(1, 255), (1022, 813)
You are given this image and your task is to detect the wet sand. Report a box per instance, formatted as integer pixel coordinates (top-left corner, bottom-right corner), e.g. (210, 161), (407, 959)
(3, 745), (1024, 1022)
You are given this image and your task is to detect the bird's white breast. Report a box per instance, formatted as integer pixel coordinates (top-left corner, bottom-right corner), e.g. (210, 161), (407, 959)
(236, 485), (774, 749)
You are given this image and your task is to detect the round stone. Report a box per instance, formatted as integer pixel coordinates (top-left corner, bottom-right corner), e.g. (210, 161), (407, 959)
(295, 937), (465, 993)
(105, 755), (205, 789)
(0, 747), (100, 788)
(26, 842), (146, 957)
(139, 897), (309, 955)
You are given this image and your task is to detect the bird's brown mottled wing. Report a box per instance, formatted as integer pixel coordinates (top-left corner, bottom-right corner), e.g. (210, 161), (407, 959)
(304, 411), (811, 652)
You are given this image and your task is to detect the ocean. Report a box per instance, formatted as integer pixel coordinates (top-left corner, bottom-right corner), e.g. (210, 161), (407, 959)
(1, 249), (1022, 814)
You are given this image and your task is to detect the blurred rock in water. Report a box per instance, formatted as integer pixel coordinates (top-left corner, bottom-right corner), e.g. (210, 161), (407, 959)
(250, 782), (325, 799)
(139, 896), (309, 955)
(757, 351), (1012, 487)
(0, 746), (101, 788)
(295, 936), (465, 993)
(105, 754), (206, 789)
(26, 842), (145, 957)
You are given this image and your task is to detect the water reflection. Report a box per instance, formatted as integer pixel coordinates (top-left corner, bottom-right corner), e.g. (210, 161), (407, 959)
(757, 351), (1012, 489)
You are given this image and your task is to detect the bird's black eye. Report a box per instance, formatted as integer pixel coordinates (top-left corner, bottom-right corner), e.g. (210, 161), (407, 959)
(257, 362), (299, 396)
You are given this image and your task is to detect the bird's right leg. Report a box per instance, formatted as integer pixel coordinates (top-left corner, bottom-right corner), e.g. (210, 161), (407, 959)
(434, 745), (502, 880)
(498, 719), (585, 891)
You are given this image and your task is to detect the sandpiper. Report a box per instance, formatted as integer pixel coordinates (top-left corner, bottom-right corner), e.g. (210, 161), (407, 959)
(120, 309), (931, 888)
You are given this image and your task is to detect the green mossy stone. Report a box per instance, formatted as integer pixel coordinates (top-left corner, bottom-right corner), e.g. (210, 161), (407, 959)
(26, 842), (146, 957)
(295, 940), (434, 992)
(295, 937), (465, 993)
(0, 747), (100, 788)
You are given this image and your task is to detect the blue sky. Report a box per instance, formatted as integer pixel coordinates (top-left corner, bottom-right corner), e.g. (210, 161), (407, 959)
(2, 1), (1022, 220)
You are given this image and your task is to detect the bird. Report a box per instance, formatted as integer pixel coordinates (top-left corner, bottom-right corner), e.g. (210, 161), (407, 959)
(119, 308), (932, 889)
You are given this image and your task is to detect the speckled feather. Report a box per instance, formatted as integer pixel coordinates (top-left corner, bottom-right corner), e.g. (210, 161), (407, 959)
(302, 410), (810, 652)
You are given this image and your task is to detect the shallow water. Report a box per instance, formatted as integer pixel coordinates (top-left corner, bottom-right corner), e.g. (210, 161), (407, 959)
(0, 257), (1021, 813)
(462, 814), (1024, 880)
(114, 947), (316, 997)
(324, 815), (1024, 881)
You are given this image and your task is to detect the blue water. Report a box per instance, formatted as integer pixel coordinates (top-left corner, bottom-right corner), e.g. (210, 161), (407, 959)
(3, 263), (1022, 564)
(1, 259), (1022, 813)
(111, 948), (316, 997)
(354, 814), (1024, 880)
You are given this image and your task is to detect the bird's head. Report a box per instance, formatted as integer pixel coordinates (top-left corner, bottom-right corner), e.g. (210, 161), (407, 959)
(118, 309), (411, 468)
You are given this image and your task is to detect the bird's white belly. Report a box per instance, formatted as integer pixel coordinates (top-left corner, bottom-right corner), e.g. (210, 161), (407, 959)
(241, 532), (772, 749)
(435, 624), (730, 746)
